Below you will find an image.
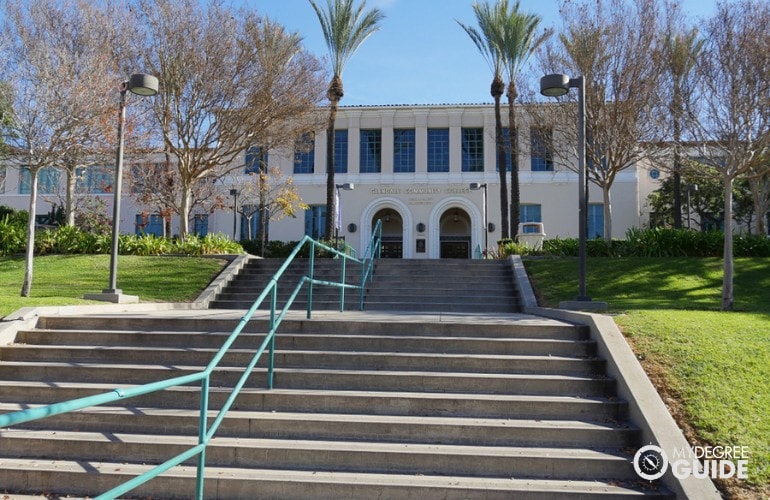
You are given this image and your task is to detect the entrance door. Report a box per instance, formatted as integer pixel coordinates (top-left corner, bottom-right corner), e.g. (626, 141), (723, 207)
(439, 208), (471, 259)
(374, 209), (403, 258)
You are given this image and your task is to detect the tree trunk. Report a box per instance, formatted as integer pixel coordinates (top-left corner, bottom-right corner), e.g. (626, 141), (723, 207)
(603, 185), (613, 241)
(65, 167), (76, 226)
(179, 182), (192, 239)
(259, 164), (267, 257)
(672, 88), (683, 229)
(21, 169), (39, 297)
(324, 75), (344, 240)
(493, 77), (508, 240)
(722, 174), (734, 311)
(507, 85), (519, 240)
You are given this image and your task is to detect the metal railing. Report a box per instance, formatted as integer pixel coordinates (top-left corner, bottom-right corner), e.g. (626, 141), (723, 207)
(0, 223), (382, 499)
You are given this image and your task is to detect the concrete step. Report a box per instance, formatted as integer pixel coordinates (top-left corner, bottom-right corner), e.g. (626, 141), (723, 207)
(0, 458), (674, 499)
(0, 362), (615, 396)
(0, 383), (629, 420)
(12, 330), (597, 356)
(0, 429), (640, 481)
(0, 404), (639, 449)
(0, 345), (605, 375)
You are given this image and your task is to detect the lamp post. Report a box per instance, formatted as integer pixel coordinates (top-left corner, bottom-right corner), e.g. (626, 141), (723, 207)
(469, 182), (488, 256)
(334, 183), (354, 248)
(540, 73), (590, 302)
(87, 74), (158, 304)
(229, 189), (239, 240)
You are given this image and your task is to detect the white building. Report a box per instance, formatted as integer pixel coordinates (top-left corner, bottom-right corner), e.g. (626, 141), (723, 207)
(0, 103), (661, 258)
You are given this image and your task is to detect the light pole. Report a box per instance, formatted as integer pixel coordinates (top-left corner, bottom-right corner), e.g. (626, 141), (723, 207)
(334, 183), (354, 249)
(470, 182), (488, 256)
(87, 74), (158, 304)
(229, 189), (239, 240)
(540, 73), (590, 302)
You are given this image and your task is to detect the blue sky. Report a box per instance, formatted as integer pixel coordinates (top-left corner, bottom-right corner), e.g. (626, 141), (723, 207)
(250, 0), (717, 106)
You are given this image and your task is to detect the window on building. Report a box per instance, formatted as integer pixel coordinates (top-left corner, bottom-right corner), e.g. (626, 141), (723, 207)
(294, 133), (315, 174)
(427, 128), (450, 173)
(20, 166), (60, 194)
(245, 146), (267, 175)
(192, 214), (209, 236)
(496, 127), (514, 172)
(239, 205), (270, 240)
(520, 204), (542, 233)
(135, 213), (164, 236)
(334, 129), (348, 174)
(461, 127), (484, 172)
(304, 205), (327, 239)
(393, 128), (415, 173)
(77, 165), (115, 194)
(530, 127), (553, 171)
(588, 203), (604, 239)
(360, 129), (381, 173)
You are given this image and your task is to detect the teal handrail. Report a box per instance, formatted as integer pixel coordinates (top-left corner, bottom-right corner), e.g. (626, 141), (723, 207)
(0, 230), (382, 499)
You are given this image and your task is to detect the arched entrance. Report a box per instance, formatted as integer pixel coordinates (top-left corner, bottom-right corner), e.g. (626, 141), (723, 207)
(439, 208), (472, 258)
(374, 208), (403, 258)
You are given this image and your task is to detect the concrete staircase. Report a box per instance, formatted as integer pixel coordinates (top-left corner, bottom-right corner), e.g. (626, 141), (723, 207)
(211, 258), (520, 313)
(0, 311), (672, 498)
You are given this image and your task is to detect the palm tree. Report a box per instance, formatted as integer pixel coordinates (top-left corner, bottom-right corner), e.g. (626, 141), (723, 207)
(497, 0), (550, 239)
(665, 28), (703, 229)
(309, 0), (384, 240)
(458, 1), (510, 239)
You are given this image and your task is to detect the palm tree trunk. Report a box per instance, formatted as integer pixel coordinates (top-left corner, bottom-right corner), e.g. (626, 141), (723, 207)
(507, 85), (520, 239)
(493, 78), (509, 240)
(324, 75), (344, 240)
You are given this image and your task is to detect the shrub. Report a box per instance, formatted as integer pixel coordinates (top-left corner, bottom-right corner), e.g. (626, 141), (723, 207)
(0, 213), (27, 256)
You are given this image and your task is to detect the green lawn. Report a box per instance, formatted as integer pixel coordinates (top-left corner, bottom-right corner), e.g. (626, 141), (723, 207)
(0, 254), (228, 319)
(525, 257), (770, 496)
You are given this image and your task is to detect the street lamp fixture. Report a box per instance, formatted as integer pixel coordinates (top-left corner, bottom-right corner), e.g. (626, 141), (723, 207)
(86, 73), (158, 304)
(335, 183), (354, 248)
(469, 182), (488, 256)
(230, 189), (239, 240)
(540, 73), (591, 302)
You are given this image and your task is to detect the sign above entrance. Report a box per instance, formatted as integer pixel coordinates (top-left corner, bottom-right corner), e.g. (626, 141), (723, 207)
(369, 185), (472, 196)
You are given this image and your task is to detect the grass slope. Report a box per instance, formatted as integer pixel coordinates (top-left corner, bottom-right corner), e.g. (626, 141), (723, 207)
(525, 257), (770, 498)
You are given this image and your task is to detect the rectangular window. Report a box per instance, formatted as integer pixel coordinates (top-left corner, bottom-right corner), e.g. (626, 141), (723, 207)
(245, 146), (267, 175)
(520, 204), (542, 233)
(293, 133), (315, 174)
(462, 127), (484, 172)
(588, 203), (604, 239)
(334, 129), (348, 174)
(192, 214), (209, 236)
(20, 166), (60, 194)
(78, 165), (115, 194)
(496, 127), (514, 172)
(530, 127), (554, 171)
(393, 128), (416, 173)
(304, 205), (327, 239)
(135, 213), (164, 236)
(360, 129), (382, 173)
(239, 205), (270, 240)
(427, 128), (450, 173)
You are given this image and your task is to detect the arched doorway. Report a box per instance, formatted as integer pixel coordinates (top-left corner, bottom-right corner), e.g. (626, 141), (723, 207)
(374, 208), (403, 258)
(439, 208), (472, 258)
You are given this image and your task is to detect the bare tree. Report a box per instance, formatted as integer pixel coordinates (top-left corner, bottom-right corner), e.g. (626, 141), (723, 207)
(542, 0), (666, 241)
(1, 0), (118, 296)
(133, 0), (326, 239)
(692, 0), (770, 310)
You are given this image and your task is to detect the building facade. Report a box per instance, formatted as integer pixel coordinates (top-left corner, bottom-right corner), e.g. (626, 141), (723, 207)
(0, 103), (659, 258)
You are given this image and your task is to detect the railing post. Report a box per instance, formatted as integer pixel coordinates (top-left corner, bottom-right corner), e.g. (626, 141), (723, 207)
(195, 376), (210, 500)
(307, 242), (315, 319)
(340, 257), (346, 312)
(268, 287), (276, 389)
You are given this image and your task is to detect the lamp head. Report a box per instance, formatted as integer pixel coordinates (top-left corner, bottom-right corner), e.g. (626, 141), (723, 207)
(540, 73), (571, 97)
(128, 73), (159, 97)
(469, 182), (480, 190)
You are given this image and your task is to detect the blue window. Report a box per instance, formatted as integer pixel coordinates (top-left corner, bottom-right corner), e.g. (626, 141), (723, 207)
(496, 127), (514, 172)
(135, 213), (164, 236)
(20, 166), (60, 194)
(77, 165), (114, 194)
(192, 214), (209, 236)
(588, 204), (604, 239)
(360, 129), (381, 173)
(461, 127), (484, 172)
(427, 128), (450, 173)
(393, 128), (415, 173)
(530, 127), (553, 171)
(240, 205), (269, 240)
(334, 129), (348, 174)
(520, 204), (542, 233)
(294, 134), (314, 174)
(304, 205), (327, 239)
(245, 146), (267, 175)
